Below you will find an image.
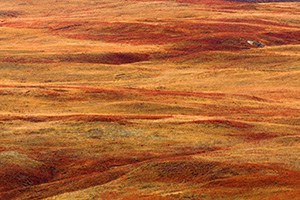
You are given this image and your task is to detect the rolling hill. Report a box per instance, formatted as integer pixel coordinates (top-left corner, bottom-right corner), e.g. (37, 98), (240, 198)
(0, 0), (300, 199)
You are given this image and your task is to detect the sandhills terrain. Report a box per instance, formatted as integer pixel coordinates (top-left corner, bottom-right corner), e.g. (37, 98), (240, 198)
(0, 0), (300, 199)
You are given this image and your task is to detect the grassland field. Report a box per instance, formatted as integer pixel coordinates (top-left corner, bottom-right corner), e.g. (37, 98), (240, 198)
(0, 0), (300, 199)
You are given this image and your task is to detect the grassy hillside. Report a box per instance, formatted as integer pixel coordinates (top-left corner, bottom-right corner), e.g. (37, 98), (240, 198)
(0, 0), (300, 199)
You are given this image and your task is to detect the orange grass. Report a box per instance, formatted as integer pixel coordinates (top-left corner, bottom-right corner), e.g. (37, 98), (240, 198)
(0, 0), (300, 199)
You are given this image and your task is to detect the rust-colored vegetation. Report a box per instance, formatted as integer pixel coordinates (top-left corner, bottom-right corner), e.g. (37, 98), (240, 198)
(0, 0), (300, 199)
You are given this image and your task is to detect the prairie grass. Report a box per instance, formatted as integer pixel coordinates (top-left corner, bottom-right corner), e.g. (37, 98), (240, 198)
(1, 0), (300, 199)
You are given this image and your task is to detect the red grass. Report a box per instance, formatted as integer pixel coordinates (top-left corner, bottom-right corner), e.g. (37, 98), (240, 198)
(261, 31), (300, 45)
(0, 1), (299, 199)
(129, 159), (300, 187)
(0, 163), (53, 192)
(0, 84), (120, 95)
(0, 84), (269, 102)
(132, 0), (241, 6)
(228, 132), (281, 141)
(128, 87), (227, 98)
(218, 18), (296, 28)
(0, 53), (150, 65)
(2, 19), (299, 53)
(53, 21), (264, 49)
(181, 119), (254, 129)
(204, 168), (300, 189)
(1, 165), (133, 200)
(0, 114), (172, 123)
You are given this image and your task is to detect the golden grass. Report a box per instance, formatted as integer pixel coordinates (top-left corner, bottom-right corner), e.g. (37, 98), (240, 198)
(0, 0), (300, 199)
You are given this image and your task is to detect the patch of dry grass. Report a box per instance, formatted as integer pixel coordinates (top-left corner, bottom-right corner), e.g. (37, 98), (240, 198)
(0, 0), (300, 199)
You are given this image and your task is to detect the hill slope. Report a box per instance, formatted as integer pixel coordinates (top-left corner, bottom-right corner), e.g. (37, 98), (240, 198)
(0, 0), (300, 199)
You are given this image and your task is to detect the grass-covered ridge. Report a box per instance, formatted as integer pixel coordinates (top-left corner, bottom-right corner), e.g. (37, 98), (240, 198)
(0, 0), (300, 199)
